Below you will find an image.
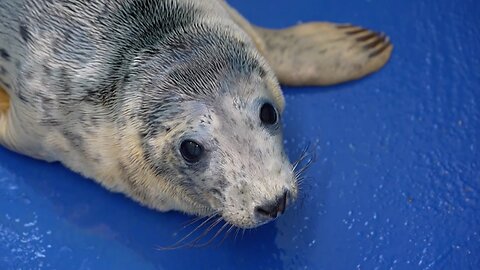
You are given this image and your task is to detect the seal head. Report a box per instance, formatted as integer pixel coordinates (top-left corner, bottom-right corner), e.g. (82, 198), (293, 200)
(118, 23), (297, 228)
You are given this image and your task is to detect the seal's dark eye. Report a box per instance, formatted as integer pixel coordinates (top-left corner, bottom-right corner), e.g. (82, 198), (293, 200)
(180, 140), (203, 163)
(260, 103), (278, 125)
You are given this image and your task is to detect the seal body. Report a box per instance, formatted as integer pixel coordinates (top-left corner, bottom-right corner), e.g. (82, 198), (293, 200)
(0, 0), (392, 228)
(0, 0), (296, 228)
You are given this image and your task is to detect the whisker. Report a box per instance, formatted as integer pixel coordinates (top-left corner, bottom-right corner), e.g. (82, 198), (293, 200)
(234, 227), (240, 242)
(218, 224), (236, 246)
(157, 214), (218, 250)
(195, 222), (229, 248)
(186, 216), (223, 247)
(290, 142), (319, 201)
(180, 215), (206, 230)
(292, 145), (308, 165)
(294, 145), (316, 177)
(292, 144), (311, 172)
(296, 157), (314, 176)
(175, 214), (217, 245)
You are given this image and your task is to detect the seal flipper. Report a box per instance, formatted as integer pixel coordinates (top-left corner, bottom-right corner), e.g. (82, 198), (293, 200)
(253, 23), (393, 86)
(0, 85), (10, 146)
(221, 2), (392, 86)
(0, 85), (9, 115)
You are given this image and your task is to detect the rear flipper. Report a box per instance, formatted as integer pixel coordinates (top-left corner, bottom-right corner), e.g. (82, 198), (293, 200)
(221, 2), (393, 86)
(254, 23), (393, 86)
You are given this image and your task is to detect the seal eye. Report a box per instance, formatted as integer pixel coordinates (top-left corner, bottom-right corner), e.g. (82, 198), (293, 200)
(180, 140), (204, 163)
(260, 103), (278, 125)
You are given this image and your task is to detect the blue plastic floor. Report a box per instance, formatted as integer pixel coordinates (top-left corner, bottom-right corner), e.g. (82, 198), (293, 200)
(1, 0), (479, 269)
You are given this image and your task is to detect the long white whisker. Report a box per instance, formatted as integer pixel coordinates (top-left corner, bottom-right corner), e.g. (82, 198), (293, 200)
(219, 224), (236, 246)
(157, 214), (218, 250)
(187, 216), (223, 247)
(196, 221), (229, 247)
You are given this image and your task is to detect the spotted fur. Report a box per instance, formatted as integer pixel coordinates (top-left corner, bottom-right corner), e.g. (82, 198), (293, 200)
(0, 0), (296, 228)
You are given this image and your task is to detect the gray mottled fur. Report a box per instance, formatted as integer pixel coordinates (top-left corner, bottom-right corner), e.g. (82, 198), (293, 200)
(0, 0), (296, 228)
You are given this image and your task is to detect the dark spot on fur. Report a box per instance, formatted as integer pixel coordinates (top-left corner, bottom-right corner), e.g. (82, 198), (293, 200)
(40, 118), (61, 127)
(16, 90), (29, 103)
(19, 24), (30, 43)
(43, 65), (52, 76)
(52, 46), (61, 57)
(37, 94), (61, 126)
(24, 70), (33, 80)
(59, 68), (72, 96)
(0, 49), (10, 61)
(215, 179), (227, 190)
(257, 65), (267, 78)
(63, 28), (72, 42)
(63, 129), (84, 150)
(0, 66), (7, 75)
(210, 188), (222, 197)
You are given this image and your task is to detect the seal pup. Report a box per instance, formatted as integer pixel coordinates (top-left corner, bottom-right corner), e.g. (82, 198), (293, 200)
(0, 0), (392, 229)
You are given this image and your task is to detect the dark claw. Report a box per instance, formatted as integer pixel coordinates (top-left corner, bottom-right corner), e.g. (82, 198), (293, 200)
(345, 28), (369, 35)
(364, 33), (387, 49)
(369, 42), (391, 58)
(356, 32), (378, 42)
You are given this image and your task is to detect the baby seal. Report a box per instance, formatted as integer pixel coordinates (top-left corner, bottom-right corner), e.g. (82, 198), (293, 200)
(0, 0), (392, 228)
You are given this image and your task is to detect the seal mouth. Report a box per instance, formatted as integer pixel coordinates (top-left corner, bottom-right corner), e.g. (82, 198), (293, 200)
(159, 179), (304, 249)
(158, 193), (289, 250)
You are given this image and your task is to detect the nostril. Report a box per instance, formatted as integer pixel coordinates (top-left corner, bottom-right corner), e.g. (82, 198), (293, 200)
(255, 204), (279, 219)
(255, 191), (289, 219)
(278, 191), (288, 214)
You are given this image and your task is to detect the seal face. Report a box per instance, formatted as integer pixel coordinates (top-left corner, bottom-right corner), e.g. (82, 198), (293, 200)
(117, 22), (298, 228)
(0, 0), (391, 229)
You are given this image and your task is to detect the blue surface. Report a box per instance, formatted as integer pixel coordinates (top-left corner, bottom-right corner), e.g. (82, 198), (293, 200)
(1, 0), (479, 269)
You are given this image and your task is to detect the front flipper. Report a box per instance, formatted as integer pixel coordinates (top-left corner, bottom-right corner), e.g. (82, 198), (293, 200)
(254, 23), (393, 86)
(0, 85), (11, 149)
(0, 85), (9, 114)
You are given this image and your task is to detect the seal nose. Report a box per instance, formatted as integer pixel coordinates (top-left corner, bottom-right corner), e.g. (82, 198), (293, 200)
(255, 191), (288, 219)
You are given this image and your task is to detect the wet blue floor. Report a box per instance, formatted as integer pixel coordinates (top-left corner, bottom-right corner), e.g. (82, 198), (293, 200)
(1, 0), (479, 269)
